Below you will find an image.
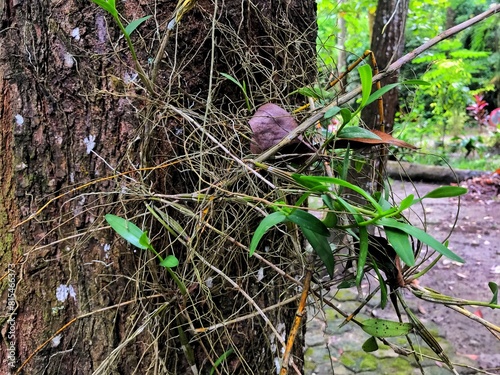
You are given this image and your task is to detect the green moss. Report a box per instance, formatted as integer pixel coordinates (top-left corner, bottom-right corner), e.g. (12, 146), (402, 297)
(340, 351), (378, 372)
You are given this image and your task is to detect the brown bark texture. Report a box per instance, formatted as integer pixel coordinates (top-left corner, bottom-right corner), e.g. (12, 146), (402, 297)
(361, 0), (409, 132)
(0, 1), (316, 374)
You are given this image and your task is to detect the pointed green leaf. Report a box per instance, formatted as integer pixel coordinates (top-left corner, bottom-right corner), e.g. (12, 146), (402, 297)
(358, 64), (372, 108)
(385, 227), (415, 266)
(362, 336), (379, 352)
(399, 194), (415, 212)
(159, 255), (179, 268)
(105, 214), (148, 249)
(356, 226), (369, 285)
(324, 106), (342, 119)
(139, 231), (152, 249)
(322, 211), (338, 228)
(91, 0), (118, 16)
(372, 263), (388, 309)
(302, 228), (334, 278)
(287, 209), (330, 236)
(422, 186), (468, 199)
(249, 212), (287, 256)
(339, 108), (352, 125)
(489, 282), (498, 305)
(365, 80), (429, 107)
(221, 73), (244, 91)
(338, 280), (357, 289)
(210, 348), (234, 375)
(365, 83), (399, 106)
(337, 126), (382, 140)
(361, 318), (413, 337)
(292, 174), (383, 212)
(378, 218), (464, 263)
(124, 15), (152, 36)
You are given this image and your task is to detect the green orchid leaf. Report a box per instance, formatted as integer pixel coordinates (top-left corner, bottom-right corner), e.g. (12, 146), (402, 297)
(302, 228), (335, 278)
(379, 218), (464, 263)
(210, 348), (234, 375)
(362, 336), (379, 352)
(324, 106), (342, 120)
(339, 108), (352, 125)
(489, 282), (498, 305)
(91, 0), (118, 16)
(365, 83), (400, 106)
(365, 80), (429, 106)
(372, 263), (388, 309)
(356, 226), (369, 285)
(249, 212), (287, 256)
(358, 64), (372, 108)
(337, 126), (382, 140)
(139, 231), (152, 250)
(384, 227), (415, 266)
(159, 255), (179, 268)
(361, 318), (413, 337)
(398, 194), (415, 212)
(105, 214), (149, 250)
(124, 15), (152, 36)
(422, 186), (468, 199)
(287, 209), (330, 236)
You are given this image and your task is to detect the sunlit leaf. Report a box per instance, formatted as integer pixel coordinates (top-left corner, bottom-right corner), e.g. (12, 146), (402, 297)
(365, 80), (430, 106)
(358, 64), (372, 108)
(365, 83), (399, 106)
(249, 212), (287, 256)
(399, 194), (415, 212)
(124, 15), (152, 36)
(302, 228), (334, 278)
(384, 227), (415, 266)
(489, 282), (498, 305)
(159, 255), (179, 268)
(361, 318), (413, 337)
(105, 214), (149, 250)
(362, 336), (379, 352)
(91, 0), (118, 16)
(287, 209), (330, 236)
(378, 218), (464, 263)
(422, 186), (468, 199)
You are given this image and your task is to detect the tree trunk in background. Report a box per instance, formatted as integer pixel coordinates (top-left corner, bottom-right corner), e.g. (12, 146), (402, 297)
(361, 0), (409, 133)
(0, 1), (316, 374)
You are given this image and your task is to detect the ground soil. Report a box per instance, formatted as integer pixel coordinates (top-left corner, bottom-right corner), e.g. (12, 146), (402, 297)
(390, 179), (500, 370)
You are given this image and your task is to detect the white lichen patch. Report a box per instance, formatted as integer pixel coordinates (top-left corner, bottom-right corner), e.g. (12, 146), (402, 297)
(257, 267), (264, 282)
(205, 277), (213, 289)
(123, 72), (138, 84)
(14, 114), (24, 125)
(51, 334), (62, 347)
(71, 27), (80, 41)
(83, 135), (96, 154)
(56, 284), (77, 302)
(64, 53), (75, 68)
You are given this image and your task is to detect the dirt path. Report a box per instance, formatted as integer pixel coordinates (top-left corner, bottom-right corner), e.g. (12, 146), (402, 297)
(391, 180), (500, 369)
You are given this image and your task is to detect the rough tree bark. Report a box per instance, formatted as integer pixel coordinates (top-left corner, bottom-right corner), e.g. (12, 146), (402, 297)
(0, 1), (316, 374)
(361, 0), (409, 132)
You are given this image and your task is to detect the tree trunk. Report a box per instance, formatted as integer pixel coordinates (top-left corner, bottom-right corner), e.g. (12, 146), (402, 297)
(362, 0), (409, 133)
(0, 1), (316, 374)
(347, 0), (409, 198)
